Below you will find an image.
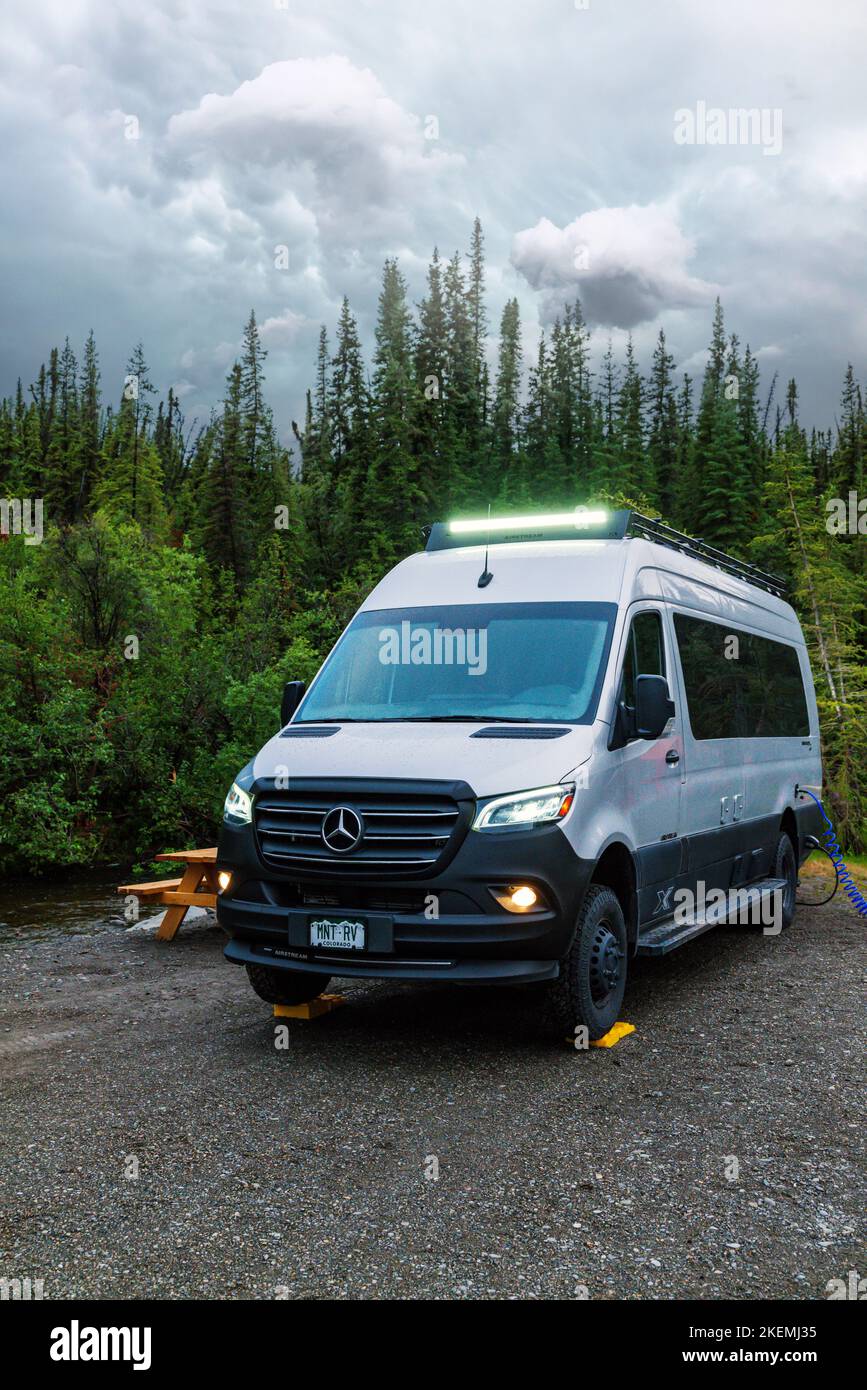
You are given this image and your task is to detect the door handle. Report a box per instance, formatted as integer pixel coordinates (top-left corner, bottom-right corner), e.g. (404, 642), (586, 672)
(665, 749), (680, 766)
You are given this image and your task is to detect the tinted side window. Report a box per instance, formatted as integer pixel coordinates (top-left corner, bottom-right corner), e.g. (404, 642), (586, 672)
(620, 610), (665, 710)
(673, 615), (739, 739)
(673, 614), (810, 740)
(738, 632), (809, 737)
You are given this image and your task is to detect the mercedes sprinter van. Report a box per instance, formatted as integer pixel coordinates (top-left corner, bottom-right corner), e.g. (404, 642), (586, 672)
(216, 509), (824, 1039)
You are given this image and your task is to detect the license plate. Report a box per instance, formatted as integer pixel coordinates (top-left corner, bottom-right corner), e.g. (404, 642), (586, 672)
(309, 917), (366, 951)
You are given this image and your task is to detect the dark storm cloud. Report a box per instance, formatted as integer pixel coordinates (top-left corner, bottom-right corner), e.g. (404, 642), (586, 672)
(510, 207), (717, 329)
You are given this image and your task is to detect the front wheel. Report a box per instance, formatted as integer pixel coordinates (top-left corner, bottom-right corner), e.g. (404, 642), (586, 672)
(546, 884), (628, 1041)
(245, 962), (331, 1006)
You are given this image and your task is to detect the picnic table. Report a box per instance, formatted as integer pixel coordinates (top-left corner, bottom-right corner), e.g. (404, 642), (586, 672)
(117, 848), (219, 941)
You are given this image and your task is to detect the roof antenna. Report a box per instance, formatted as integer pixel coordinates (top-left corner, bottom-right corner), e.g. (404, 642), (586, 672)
(478, 503), (494, 588)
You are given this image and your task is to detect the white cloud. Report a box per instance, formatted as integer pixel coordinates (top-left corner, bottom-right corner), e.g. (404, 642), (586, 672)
(259, 309), (311, 346)
(511, 204), (718, 328)
(166, 56), (462, 226)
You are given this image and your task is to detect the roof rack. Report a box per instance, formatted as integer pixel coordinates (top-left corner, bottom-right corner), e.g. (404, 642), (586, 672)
(625, 512), (788, 598)
(423, 508), (788, 599)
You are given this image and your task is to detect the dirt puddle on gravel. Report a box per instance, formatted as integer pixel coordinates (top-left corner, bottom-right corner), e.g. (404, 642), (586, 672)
(0, 867), (166, 946)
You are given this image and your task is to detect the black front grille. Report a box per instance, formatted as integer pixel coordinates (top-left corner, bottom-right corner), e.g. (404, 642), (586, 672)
(254, 786), (466, 874)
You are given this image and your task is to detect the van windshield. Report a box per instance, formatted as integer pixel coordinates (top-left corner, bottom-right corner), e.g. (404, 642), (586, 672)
(296, 602), (617, 724)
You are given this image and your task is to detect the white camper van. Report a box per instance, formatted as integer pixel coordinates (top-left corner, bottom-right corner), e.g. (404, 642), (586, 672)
(217, 509), (823, 1039)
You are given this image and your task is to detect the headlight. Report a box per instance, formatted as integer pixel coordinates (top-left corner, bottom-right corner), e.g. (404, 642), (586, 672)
(223, 782), (252, 825)
(472, 782), (575, 831)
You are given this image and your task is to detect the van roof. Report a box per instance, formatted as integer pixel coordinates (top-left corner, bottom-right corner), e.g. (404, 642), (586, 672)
(425, 508), (787, 596)
(361, 535), (801, 640)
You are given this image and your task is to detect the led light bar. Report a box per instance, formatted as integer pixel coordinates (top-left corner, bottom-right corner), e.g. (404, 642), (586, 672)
(449, 508), (609, 535)
(422, 508), (789, 595)
(425, 508), (630, 551)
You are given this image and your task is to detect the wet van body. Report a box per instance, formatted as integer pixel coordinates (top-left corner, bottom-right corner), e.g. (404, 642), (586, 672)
(217, 511), (824, 1037)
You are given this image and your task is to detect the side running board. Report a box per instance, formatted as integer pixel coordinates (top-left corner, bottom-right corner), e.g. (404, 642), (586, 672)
(636, 878), (789, 956)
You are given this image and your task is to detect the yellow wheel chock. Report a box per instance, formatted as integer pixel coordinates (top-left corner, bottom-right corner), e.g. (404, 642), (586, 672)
(273, 993), (346, 1021)
(590, 1020), (635, 1048)
(566, 1020), (635, 1050)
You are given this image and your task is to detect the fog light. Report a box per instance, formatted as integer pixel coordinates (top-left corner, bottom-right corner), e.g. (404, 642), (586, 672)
(217, 871), (232, 892)
(491, 884), (543, 913)
(510, 885), (537, 909)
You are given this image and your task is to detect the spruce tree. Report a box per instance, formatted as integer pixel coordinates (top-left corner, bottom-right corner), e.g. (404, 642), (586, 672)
(154, 388), (189, 500)
(240, 310), (268, 483)
(834, 364), (864, 494)
(196, 362), (252, 581)
(93, 345), (166, 533)
(0, 399), (14, 489)
(467, 217), (488, 407)
(364, 259), (422, 557)
(412, 251), (450, 509)
(521, 334), (553, 505)
(77, 331), (102, 518)
(615, 336), (650, 502)
(589, 338), (620, 496)
(689, 303), (750, 547)
(442, 251), (481, 506)
(737, 343), (763, 522)
(692, 299), (726, 505)
(647, 329), (679, 518)
(491, 298), (522, 480)
(329, 296), (371, 557)
(571, 301), (595, 496)
(672, 374), (695, 526)
(44, 338), (79, 522)
(524, 324), (556, 500)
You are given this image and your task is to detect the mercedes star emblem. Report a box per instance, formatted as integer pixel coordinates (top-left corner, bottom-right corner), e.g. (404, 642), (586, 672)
(321, 805), (364, 853)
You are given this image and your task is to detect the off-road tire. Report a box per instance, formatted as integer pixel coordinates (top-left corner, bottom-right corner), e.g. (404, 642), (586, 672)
(245, 963), (331, 1006)
(545, 884), (628, 1042)
(772, 830), (798, 930)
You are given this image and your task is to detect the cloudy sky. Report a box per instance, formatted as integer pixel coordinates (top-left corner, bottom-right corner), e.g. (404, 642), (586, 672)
(2, 0), (866, 442)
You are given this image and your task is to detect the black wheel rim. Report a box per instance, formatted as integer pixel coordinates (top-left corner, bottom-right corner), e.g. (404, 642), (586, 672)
(589, 920), (624, 1006)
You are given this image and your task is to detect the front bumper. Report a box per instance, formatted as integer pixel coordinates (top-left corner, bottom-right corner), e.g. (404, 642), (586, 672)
(224, 936), (560, 984)
(216, 811), (593, 984)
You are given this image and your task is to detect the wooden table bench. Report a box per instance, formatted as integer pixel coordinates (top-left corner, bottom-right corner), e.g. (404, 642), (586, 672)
(117, 848), (219, 941)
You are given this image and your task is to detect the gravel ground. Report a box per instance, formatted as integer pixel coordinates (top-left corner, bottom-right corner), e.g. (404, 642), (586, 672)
(0, 901), (863, 1301)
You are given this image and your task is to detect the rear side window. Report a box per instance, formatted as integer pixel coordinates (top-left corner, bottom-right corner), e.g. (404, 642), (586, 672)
(673, 614), (809, 740)
(737, 630), (810, 737)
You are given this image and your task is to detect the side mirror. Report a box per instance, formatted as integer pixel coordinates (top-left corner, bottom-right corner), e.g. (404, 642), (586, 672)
(281, 680), (306, 726)
(635, 674), (675, 740)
